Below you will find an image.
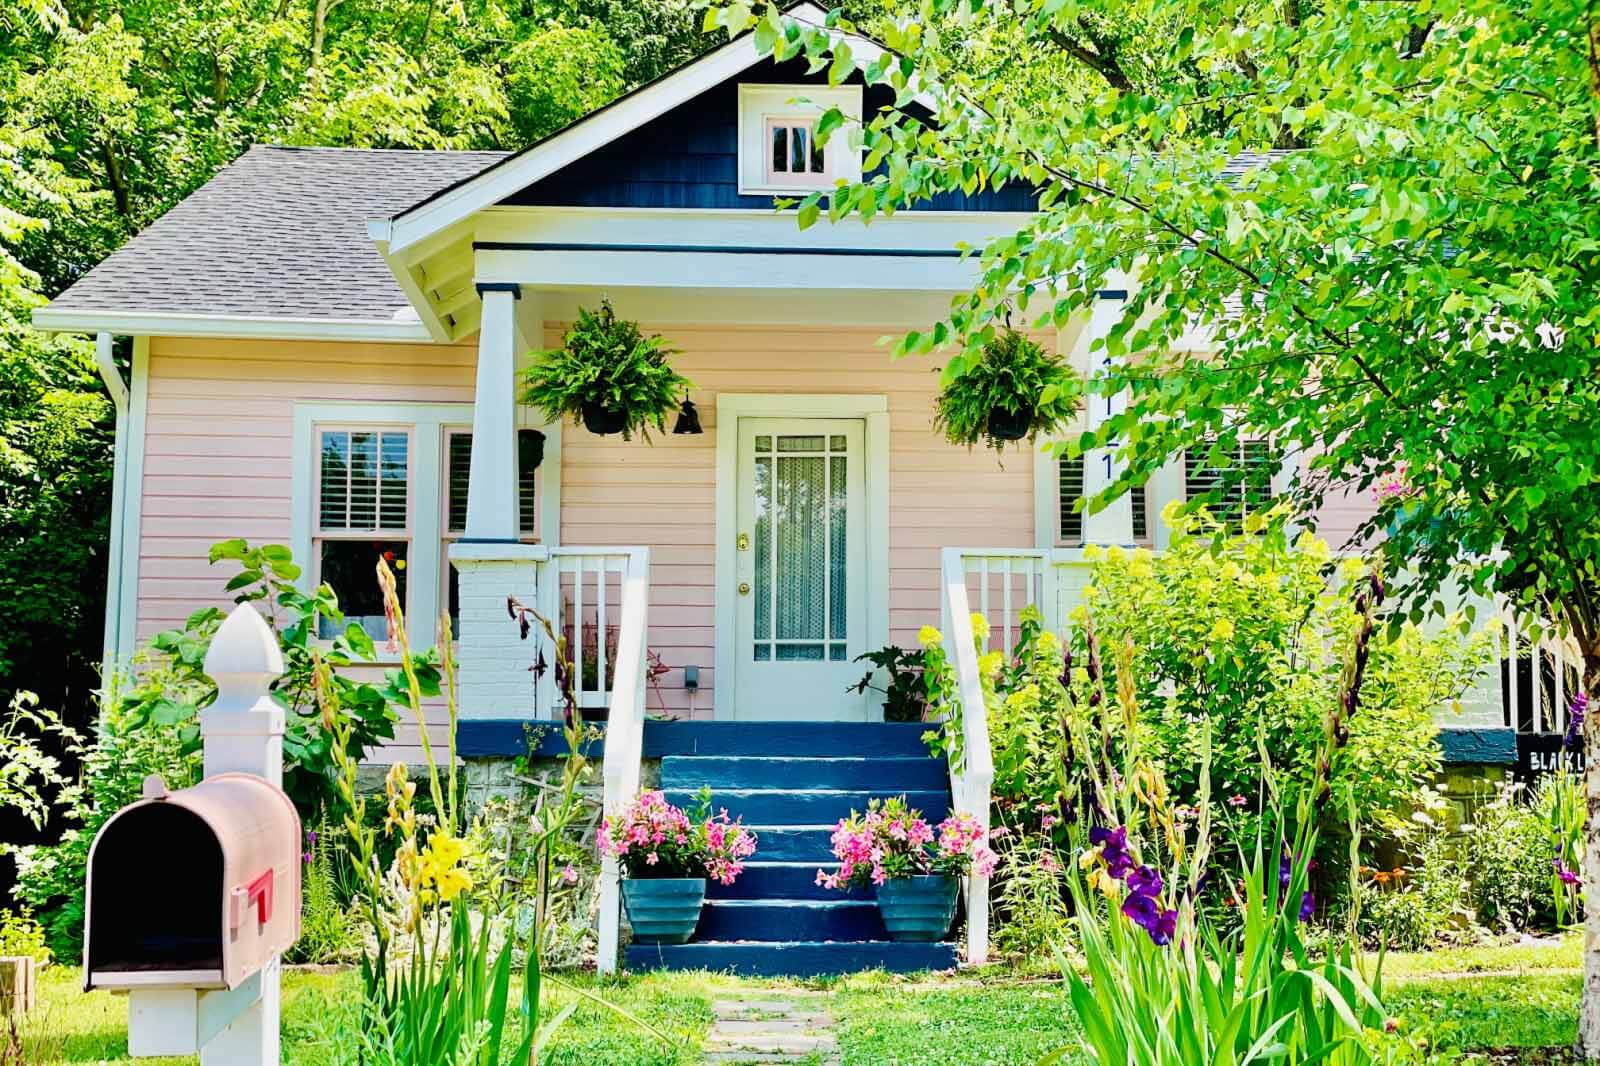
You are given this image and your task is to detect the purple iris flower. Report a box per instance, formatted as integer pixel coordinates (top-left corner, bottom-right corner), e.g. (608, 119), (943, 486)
(1279, 851), (1292, 891)
(1555, 859), (1581, 887)
(1298, 891), (1315, 922)
(1565, 691), (1588, 752)
(1090, 825), (1134, 878)
(1126, 864), (1163, 897)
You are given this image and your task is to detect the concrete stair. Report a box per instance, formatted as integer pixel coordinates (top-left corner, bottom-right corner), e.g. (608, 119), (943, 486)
(622, 722), (959, 978)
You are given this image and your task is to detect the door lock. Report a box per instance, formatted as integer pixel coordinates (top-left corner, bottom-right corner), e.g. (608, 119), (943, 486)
(738, 582), (751, 595)
(737, 532), (750, 551)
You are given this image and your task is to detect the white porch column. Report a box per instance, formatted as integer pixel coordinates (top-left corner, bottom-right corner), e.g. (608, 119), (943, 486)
(466, 283), (521, 542)
(451, 283), (549, 721)
(1074, 293), (1135, 546)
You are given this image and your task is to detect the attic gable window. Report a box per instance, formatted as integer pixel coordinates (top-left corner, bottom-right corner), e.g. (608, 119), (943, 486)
(738, 84), (863, 196)
(767, 118), (827, 186)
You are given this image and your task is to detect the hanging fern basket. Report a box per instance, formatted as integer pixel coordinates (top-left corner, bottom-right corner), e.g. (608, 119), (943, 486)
(521, 298), (694, 443)
(581, 401), (629, 436)
(985, 406), (1033, 442)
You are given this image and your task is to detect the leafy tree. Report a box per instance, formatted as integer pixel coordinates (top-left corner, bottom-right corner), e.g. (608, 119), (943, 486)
(709, 0), (1600, 1047)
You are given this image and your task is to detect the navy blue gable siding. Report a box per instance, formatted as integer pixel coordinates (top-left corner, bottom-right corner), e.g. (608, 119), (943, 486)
(501, 56), (1038, 212)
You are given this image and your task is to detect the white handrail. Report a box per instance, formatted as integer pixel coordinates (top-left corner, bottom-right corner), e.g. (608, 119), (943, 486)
(595, 547), (650, 975)
(940, 548), (995, 965)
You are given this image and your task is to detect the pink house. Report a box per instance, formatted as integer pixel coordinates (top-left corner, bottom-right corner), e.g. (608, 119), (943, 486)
(33, 8), (1524, 975)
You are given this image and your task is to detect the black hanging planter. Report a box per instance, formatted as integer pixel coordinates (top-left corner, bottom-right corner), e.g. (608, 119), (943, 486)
(581, 401), (629, 436)
(986, 406), (1033, 442)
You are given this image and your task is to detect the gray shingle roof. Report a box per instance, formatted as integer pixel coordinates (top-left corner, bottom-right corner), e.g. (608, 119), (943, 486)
(46, 145), (508, 323)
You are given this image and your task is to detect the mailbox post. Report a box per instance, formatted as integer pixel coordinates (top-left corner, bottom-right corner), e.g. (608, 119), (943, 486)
(124, 603), (288, 1064)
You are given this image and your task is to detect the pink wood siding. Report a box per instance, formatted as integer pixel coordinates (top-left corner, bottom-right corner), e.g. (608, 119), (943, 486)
(139, 335), (477, 761)
(555, 322), (1037, 719)
(134, 326), (1037, 739)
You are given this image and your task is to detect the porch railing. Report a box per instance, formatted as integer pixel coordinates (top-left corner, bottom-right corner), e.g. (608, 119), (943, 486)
(535, 547), (649, 975)
(1496, 601), (1581, 735)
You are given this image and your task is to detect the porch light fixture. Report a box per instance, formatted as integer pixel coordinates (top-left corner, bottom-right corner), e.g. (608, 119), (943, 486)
(672, 399), (703, 435)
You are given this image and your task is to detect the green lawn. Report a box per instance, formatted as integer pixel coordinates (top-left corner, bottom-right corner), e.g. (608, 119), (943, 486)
(19, 936), (1584, 1064)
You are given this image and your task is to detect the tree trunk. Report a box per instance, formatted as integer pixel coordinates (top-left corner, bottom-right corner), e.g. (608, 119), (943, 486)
(1578, 652), (1600, 1057)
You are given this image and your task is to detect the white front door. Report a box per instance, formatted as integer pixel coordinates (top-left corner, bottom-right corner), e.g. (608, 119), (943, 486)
(733, 418), (869, 720)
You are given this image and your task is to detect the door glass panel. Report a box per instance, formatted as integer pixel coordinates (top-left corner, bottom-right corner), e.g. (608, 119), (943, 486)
(775, 451), (825, 640)
(749, 430), (851, 663)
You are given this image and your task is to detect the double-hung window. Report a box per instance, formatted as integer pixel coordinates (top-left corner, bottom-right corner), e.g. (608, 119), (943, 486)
(765, 118), (828, 187)
(298, 403), (558, 651)
(442, 428), (545, 632)
(1057, 456), (1149, 544)
(314, 428), (411, 640)
(1183, 439), (1275, 525)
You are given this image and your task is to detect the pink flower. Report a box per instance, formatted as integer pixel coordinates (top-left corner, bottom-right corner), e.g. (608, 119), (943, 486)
(1039, 852), (1061, 874)
(561, 864), (579, 885)
(1041, 815), (1058, 829)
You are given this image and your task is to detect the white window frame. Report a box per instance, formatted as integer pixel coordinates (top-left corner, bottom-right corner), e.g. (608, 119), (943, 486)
(310, 424), (416, 641)
(737, 83), (863, 196)
(440, 423), (548, 637)
(764, 116), (830, 188)
(292, 402), (561, 652)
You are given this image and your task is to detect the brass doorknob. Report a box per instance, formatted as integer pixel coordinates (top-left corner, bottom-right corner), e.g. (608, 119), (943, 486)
(738, 582), (751, 595)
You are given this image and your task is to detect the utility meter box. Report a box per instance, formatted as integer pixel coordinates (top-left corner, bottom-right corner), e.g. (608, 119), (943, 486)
(84, 773), (301, 992)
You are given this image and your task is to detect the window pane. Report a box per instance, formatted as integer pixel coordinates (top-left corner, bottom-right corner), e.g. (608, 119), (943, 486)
(1132, 485), (1148, 541)
(1058, 456), (1084, 542)
(777, 643), (824, 661)
(349, 432), (378, 528)
(810, 128), (825, 173)
(319, 539), (407, 640)
(447, 433), (472, 533)
(378, 432), (408, 530)
(446, 555), (461, 638)
(518, 429), (545, 538)
(1185, 439), (1272, 524)
(790, 125), (809, 174)
(771, 124), (787, 173)
(777, 435), (825, 452)
(775, 454), (826, 640)
(319, 431), (350, 530)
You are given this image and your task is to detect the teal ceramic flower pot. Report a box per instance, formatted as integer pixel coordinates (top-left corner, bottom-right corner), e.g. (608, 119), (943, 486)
(622, 877), (706, 944)
(876, 875), (959, 941)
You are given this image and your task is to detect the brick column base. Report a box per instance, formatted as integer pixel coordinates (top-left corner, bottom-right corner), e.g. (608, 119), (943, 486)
(448, 542), (546, 720)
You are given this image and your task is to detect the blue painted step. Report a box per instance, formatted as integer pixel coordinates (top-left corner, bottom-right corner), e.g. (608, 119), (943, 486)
(740, 827), (836, 862)
(666, 789), (950, 826)
(643, 721), (932, 758)
(661, 755), (948, 791)
(708, 861), (869, 901)
(625, 939), (959, 978)
(698, 899), (887, 942)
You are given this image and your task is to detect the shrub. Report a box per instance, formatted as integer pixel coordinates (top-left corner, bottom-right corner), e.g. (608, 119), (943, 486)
(286, 822), (362, 965)
(521, 299), (692, 441)
(988, 827), (1071, 959)
(6, 681), (199, 958)
(1066, 515), (1488, 865)
(1458, 776), (1582, 933)
(1354, 801), (1471, 951)
(0, 909), (49, 964)
(114, 538), (431, 820)
(847, 645), (929, 722)
(933, 327), (1080, 453)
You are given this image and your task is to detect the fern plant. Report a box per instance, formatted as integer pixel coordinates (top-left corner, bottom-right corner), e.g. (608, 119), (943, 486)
(934, 328), (1081, 452)
(521, 299), (692, 440)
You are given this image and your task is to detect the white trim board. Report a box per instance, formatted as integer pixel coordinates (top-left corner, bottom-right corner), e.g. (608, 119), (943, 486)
(31, 308), (431, 342)
(379, 2), (889, 255)
(290, 401), (562, 643)
(108, 336), (149, 669)
(712, 393), (890, 720)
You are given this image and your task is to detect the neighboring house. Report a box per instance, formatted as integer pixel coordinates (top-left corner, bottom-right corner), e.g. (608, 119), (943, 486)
(33, 5), (1530, 974)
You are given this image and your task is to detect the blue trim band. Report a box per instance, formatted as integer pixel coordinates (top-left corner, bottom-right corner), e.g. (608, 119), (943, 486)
(1439, 727), (1516, 766)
